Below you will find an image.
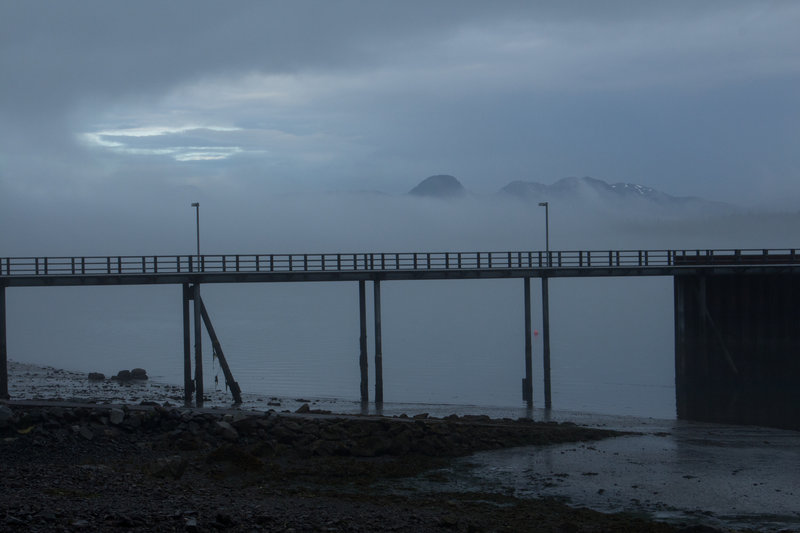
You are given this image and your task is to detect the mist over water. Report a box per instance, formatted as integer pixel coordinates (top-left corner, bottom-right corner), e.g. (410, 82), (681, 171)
(5, 192), (799, 419)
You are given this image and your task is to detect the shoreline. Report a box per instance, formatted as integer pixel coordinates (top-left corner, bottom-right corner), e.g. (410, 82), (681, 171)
(5, 360), (676, 429)
(7, 360), (243, 409)
(0, 360), (708, 533)
(6, 360), (794, 532)
(1, 396), (689, 532)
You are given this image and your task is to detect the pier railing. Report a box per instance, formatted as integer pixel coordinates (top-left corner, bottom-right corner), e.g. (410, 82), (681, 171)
(1, 249), (798, 277)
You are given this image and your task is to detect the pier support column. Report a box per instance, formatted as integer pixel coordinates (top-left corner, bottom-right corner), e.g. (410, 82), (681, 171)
(541, 277), (552, 409)
(193, 283), (204, 407)
(523, 278), (533, 406)
(0, 284), (8, 400)
(374, 280), (383, 405)
(182, 284), (192, 407)
(359, 280), (368, 404)
(674, 273), (800, 430)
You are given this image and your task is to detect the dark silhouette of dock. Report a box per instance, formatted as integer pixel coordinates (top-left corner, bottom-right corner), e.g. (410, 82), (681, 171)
(2, 248), (799, 429)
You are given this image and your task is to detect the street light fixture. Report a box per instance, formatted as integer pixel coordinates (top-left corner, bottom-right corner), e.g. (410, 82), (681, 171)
(191, 202), (200, 269)
(538, 201), (549, 265)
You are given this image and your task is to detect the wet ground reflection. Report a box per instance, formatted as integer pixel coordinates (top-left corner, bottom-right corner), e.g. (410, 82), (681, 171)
(450, 417), (800, 531)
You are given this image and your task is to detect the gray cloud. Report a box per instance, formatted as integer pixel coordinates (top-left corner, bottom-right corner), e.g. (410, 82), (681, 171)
(1, 0), (799, 208)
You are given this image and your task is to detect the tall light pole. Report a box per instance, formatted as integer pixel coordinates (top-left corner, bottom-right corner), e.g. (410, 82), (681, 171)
(537, 200), (552, 408)
(190, 202), (202, 406)
(538, 201), (549, 263)
(191, 202), (200, 268)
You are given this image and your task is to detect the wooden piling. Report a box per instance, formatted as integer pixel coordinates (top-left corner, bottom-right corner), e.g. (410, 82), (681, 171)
(359, 280), (368, 403)
(523, 278), (533, 406)
(193, 283), (204, 407)
(182, 284), (192, 406)
(0, 284), (8, 400)
(374, 279), (383, 404)
(199, 298), (243, 404)
(542, 277), (552, 409)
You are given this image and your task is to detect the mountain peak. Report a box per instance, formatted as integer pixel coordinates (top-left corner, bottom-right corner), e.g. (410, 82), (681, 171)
(409, 175), (466, 198)
(500, 176), (734, 214)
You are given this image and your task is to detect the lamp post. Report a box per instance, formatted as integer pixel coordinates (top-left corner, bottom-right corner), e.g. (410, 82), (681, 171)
(538, 201), (549, 265)
(191, 202), (200, 269)
(189, 202), (202, 406)
(537, 201), (552, 408)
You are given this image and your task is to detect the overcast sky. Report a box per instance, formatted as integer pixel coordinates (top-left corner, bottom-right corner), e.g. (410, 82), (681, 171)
(2, 1), (799, 237)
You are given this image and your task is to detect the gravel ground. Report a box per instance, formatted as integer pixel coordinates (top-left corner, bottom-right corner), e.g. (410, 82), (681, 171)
(1, 362), (732, 532)
(0, 401), (698, 533)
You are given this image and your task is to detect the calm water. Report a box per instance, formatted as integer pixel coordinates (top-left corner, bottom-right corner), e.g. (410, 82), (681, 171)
(8, 277), (676, 418)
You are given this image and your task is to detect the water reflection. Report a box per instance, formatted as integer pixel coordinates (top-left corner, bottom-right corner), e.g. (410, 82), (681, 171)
(455, 417), (800, 532)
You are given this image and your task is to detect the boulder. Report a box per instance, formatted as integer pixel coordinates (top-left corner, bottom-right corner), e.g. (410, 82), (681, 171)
(0, 405), (15, 428)
(113, 370), (132, 381)
(0, 404), (14, 421)
(131, 368), (148, 380)
(151, 455), (188, 480)
(214, 420), (239, 441)
(78, 425), (94, 441)
(87, 372), (105, 381)
(109, 408), (125, 425)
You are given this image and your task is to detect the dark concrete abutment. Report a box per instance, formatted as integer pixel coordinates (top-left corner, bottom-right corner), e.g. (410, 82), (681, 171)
(674, 272), (800, 430)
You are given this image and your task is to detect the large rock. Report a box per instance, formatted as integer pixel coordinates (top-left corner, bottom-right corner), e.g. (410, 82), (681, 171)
(131, 368), (148, 380)
(109, 408), (125, 425)
(113, 370), (132, 381)
(151, 455), (188, 479)
(0, 405), (14, 428)
(78, 425), (94, 441)
(214, 420), (239, 441)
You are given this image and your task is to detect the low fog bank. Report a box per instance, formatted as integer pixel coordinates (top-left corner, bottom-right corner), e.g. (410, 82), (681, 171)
(3, 191), (797, 418)
(2, 188), (798, 256)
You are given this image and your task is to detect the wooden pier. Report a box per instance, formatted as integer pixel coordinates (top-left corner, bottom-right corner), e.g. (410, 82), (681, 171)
(2, 248), (799, 428)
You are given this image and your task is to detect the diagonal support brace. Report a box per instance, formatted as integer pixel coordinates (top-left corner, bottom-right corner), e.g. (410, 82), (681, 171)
(198, 297), (243, 404)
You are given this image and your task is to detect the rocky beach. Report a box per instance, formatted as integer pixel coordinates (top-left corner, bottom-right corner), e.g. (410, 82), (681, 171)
(0, 362), (757, 532)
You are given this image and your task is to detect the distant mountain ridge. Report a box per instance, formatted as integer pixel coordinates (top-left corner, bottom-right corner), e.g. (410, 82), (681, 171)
(407, 174), (733, 213)
(501, 176), (732, 211)
(502, 176), (675, 202)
